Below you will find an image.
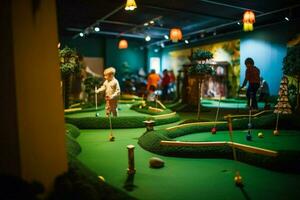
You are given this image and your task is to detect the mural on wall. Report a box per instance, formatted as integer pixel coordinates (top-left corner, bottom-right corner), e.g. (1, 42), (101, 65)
(166, 48), (192, 76)
(193, 39), (240, 97)
(167, 39), (240, 98)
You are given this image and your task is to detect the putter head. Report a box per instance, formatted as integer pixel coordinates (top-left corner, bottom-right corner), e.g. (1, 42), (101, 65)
(109, 135), (115, 142)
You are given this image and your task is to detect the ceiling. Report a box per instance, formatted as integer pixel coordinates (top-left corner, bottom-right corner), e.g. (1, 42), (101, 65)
(57, 0), (300, 46)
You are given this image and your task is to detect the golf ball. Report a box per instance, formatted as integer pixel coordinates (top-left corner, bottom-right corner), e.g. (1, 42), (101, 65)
(248, 123), (252, 129)
(234, 175), (243, 185)
(211, 127), (217, 134)
(273, 130), (279, 136)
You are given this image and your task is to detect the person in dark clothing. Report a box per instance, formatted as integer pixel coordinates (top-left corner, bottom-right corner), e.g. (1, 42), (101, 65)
(161, 69), (171, 101)
(239, 57), (260, 110)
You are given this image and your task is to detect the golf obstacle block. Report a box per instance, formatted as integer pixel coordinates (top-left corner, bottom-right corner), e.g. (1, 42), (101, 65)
(149, 157), (165, 168)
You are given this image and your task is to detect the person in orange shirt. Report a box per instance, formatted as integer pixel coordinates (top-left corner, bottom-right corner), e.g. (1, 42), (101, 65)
(147, 69), (160, 90)
(239, 57), (260, 110)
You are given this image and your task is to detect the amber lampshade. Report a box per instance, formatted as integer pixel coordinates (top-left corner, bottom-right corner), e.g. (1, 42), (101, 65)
(170, 28), (183, 42)
(118, 39), (128, 49)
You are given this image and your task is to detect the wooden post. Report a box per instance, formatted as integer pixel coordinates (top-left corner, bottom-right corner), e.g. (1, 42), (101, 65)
(197, 79), (202, 120)
(95, 86), (98, 110)
(127, 145), (136, 174)
(143, 120), (155, 131)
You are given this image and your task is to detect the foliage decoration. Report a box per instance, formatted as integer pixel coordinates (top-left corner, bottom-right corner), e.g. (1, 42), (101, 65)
(188, 50), (215, 118)
(283, 43), (300, 111)
(59, 46), (82, 78)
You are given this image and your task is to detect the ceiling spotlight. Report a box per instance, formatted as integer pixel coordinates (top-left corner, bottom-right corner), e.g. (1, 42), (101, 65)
(237, 21), (241, 25)
(285, 17), (289, 21)
(200, 33), (205, 38)
(144, 22), (149, 26)
(145, 35), (151, 41)
(154, 49), (159, 53)
(79, 32), (84, 37)
(94, 27), (100, 32)
(160, 43), (165, 48)
(150, 20), (155, 24)
(184, 40), (189, 44)
(164, 35), (169, 40)
(213, 31), (217, 36)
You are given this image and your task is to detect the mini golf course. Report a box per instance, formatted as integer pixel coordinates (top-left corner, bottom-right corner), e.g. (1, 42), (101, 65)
(65, 100), (300, 200)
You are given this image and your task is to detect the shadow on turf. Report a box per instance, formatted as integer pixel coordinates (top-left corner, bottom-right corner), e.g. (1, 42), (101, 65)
(238, 184), (252, 200)
(123, 174), (137, 191)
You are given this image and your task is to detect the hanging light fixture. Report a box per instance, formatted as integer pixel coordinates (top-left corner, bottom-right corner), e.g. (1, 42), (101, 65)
(170, 28), (183, 42)
(243, 22), (253, 31)
(118, 39), (128, 49)
(125, 0), (137, 11)
(243, 10), (255, 32)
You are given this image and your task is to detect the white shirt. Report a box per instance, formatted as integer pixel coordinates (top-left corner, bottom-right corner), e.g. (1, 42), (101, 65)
(96, 77), (121, 99)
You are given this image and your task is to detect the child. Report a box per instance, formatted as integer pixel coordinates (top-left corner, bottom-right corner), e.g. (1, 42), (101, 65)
(147, 85), (156, 102)
(96, 67), (121, 117)
(239, 57), (260, 110)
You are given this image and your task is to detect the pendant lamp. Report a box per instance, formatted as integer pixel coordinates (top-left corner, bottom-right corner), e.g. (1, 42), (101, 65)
(125, 0), (137, 11)
(243, 10), (255, 32)
(170, 28), (183, 42)
(118, 39), (128, 49)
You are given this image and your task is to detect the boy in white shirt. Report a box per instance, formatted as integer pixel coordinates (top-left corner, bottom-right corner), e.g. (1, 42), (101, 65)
(96, 67), (121, 117)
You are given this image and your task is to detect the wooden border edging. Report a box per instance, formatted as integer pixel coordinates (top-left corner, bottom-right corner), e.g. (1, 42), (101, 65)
(166, 121), (226, 131)
(152, 112), (177, 119)
(160, 140), (278, 157)
(64, 108), (82, 113)
(224, 110), (273, 119)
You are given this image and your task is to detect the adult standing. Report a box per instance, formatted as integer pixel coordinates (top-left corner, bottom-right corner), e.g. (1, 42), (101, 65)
(147, 69), (160, 90)
(239, 58), (260, 110)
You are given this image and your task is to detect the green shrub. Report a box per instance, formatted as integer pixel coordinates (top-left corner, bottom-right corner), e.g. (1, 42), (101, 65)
(66, 123), (81, 138)
(65, 115), (180, 129)
(138, 113), (300, 172)
(48, 155), (136, 200)
(66, 134), (81, 157)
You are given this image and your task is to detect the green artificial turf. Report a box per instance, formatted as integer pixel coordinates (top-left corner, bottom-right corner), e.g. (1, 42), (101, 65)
(75, 126), (300, 200)
(201, 98), (267, 109)
(65, 104), (145, 118)
(60, 123), (137, 200)
(176, 130), (300, 151)
(130, 103), (174, 115)
(65, 103), (180, 129)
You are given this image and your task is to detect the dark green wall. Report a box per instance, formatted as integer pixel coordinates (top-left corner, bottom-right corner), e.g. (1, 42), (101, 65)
(105, 38), (146, 80)
(61, 36), (146, 78)
(60, 36), (105, 57)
